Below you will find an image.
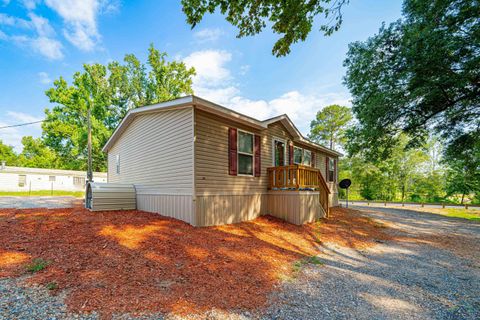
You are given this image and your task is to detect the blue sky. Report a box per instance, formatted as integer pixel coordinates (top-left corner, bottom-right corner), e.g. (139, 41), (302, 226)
(0, 0), (403, 151)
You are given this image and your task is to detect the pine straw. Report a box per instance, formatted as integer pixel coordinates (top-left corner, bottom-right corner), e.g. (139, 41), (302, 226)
(0, 205), (390, 318)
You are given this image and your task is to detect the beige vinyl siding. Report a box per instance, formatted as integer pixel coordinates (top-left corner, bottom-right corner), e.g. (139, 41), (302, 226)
(195, 109), (270, 194)
(107, 107), (195, 223)
(194, 109), (294, 194)
(108, 107), (194, 195)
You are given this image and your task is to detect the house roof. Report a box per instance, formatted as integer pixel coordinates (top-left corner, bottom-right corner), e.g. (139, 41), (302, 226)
(102, 95), (342, 157)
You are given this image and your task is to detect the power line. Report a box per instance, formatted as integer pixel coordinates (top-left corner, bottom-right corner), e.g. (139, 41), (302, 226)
(0, 120), (45, 130)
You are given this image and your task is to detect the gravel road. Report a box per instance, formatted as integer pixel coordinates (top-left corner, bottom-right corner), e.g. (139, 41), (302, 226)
(0, 196), (78, 209)
(1, 206), (478, 319)
(264, 206), (480, 320)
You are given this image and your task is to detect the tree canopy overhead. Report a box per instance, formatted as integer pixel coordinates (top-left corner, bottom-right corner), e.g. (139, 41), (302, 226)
(181, 0), (349, 57)
(344, 0), (479, 159)
(42, 45), (195, 171)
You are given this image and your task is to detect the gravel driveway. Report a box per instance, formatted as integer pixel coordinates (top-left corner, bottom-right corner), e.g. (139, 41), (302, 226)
(265, 206), (480, 320)
(0, 196), (79, 209)
(1, 206), (478, 319)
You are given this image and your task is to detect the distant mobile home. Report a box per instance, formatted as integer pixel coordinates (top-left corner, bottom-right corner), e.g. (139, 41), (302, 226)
(0, 163), (107, 192)
(102, 95), (341, 226)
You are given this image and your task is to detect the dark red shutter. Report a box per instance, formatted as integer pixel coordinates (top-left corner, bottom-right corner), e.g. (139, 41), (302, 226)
(228, 128), (237, 176)
(254, 135), (261, 177)
(311, 152), (316, 168)
(289, 144), (294, 165)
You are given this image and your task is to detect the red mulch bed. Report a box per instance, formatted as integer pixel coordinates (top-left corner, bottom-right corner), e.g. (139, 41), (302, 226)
(0, 205), (390, 318)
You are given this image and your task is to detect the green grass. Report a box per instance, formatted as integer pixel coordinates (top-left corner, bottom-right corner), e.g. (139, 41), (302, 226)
(440, 208), (480, 222)
(292, 256), (324, 273)
(396, 206), (480, 222)
(0, 190), (84, 197)
(25, 258), (50, 273)
(46, 282), (58, 290)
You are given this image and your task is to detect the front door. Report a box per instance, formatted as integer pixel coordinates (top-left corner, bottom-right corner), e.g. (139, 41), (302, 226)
(274, 140), (285, 166)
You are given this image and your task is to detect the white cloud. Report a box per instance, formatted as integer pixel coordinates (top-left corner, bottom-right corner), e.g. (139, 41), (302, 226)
(21, 0), (40, 10)
(183, 49), (351, 135)
(0, 30), (6, 40)
(31, 36), (63, 59)
(11, 33), (63, 60)
(184, 50), (232, 84)
(38, 71), (52, 84)
(193, 28), (224, 43)
(0, 12), (64, 60)
(45, 0), (105, 51)
(28, 13), (54, 37)
(0, 13), (31, 28)
(0, 112), (43, 152)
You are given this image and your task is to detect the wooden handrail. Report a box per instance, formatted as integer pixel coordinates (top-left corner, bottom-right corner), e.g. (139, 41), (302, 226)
(267, 165), (330, 217)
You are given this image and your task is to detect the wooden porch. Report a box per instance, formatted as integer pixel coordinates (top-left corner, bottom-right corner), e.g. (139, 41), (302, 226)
(267, 165), (330, 217)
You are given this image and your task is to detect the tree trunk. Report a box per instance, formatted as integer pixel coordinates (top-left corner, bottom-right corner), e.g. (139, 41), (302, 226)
(461, 192), (465, 204)
(87, 107), (93, 182)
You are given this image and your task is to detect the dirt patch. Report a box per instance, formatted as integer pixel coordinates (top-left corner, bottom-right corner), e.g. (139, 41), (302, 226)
(0, 205), (389, 318)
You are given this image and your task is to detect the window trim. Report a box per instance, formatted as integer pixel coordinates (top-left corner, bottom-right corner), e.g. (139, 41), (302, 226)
(272, 137), (287, 167)
(328, 157), (335, 182)
(237, 129), (255, 177)
(18, 174), (26, 187)
(303, 149), (312, 166)
(293, 146), (303, 165)
(73, 176), (85, 186)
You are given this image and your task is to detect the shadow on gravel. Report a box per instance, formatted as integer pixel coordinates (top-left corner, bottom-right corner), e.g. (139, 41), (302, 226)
(272, 206), (480, 319)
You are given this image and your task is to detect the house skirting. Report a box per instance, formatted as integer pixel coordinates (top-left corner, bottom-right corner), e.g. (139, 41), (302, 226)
(195, 193), (267, 227)
(136, 194), (195, 226)
(265, 190), (326, 225)
(137, 191), (336, 227)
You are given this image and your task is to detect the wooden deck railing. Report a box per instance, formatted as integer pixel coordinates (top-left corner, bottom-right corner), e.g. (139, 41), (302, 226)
(267, 165), (330, 216)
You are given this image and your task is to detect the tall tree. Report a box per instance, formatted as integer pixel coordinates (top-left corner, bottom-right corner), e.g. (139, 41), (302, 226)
(42, 45), (195, 171)
(309, 104), (352, 149)
(0, 140), (18, 166)
(443, 134), (480, 204)
(344, 0), (479, 158)
(181, 0), (349, 57)
(17, 136), (59, 169)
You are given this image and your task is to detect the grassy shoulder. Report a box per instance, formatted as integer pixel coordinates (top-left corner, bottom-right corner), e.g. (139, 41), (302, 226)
(391, 206), (480, 222)
(0, 190), (84, 198)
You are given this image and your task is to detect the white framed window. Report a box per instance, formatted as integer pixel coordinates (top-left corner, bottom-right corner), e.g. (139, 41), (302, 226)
(303, 150), (312, 166)
(116, 154), (120, 174)
(293, 146), (303, 164)
(328, 158), (335, 182)
(237, 129), (254, 176)
(272, 138), (287, 166)
(49, 176), (56, 182)
(18, 175), (26, 187)
(73, 176), (85, 186)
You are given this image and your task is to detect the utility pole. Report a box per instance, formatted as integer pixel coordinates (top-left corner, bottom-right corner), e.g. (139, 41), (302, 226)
(87, 107), (93, 182)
